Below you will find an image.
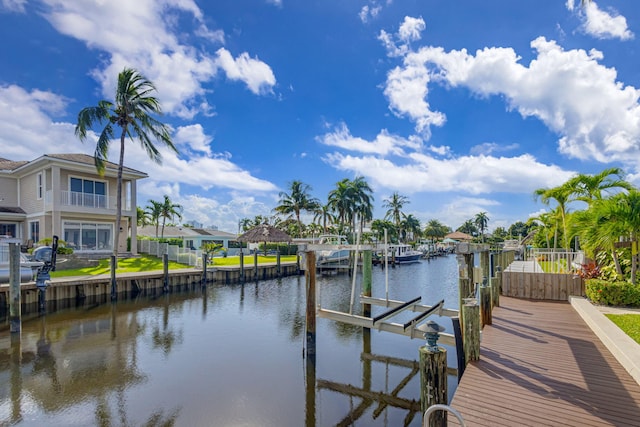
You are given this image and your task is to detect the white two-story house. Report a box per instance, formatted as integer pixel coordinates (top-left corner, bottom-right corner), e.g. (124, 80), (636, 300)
(0, 153), (146, 255)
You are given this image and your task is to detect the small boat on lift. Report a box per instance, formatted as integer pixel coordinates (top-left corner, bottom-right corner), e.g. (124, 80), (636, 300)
(381, 243), (422, 264)
(316, 235), (351, 267)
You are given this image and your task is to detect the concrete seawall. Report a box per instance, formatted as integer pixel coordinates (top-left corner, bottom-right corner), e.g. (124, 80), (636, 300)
(0, 261), (302, 312)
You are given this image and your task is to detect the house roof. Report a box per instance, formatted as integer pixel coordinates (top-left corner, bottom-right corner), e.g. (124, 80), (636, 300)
(0, 154), (147, 178)
(0, 207), (26, 214)
(445, 231), (474, 241)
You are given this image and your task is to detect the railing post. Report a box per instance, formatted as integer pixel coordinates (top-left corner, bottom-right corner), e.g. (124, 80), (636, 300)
(462, 301), (480, 363)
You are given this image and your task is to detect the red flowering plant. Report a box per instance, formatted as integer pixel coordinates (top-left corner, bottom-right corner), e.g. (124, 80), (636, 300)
(578, 262), (601, 279)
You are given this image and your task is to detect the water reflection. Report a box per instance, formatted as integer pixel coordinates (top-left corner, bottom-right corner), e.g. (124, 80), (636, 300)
(0, 255), (459, 426)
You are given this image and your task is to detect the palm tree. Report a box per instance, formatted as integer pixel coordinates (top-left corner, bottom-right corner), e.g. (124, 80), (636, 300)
(383, 192), (409, 241)
(457, 219), (478, 237)
(159, 195), (183, 238)
(146, 199), (164, 238)
(534, 183), (574, 250)
(371, 219), (397, 243)
(424, 219), (450, 242)
(350, 176), (374, 235)
(136, 206), (151, 227)
(313, 203), (335, 234)
(474, 212), (489, 243)
(273, 180), (320, 238)
(567, 167), (633, 204)
(401, 214), (421, 243)
(75, 67), (177, 257)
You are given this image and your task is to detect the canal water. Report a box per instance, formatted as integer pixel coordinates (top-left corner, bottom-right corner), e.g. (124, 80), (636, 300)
(0, 255), (460, 427)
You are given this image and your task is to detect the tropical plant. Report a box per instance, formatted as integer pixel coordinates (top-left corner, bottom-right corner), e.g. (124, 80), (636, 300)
(313, 203), (335, 233)
(474, 212), (489, 242)
(159, 195), (183, 238)
(274, 180), (320, 238)
(75, 67), (177, 258)
(457, 219), (478, 237)
(145, 199), (163, 238)
(534, 183), (575, 250)
(137, 206), (151, 227)
(327, 177), (374, 236)
(383, 192), (409, 242)
(424, 219), (451, 241)
(566, 167), (633, 204)
(370, 219), (397, 243)
(401, 214), (422, 243)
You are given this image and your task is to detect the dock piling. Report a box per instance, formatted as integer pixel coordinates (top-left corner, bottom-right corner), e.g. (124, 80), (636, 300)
(418, 321), (447, 426)
(462, 302), (480, 363)
(110, 255), (117, 300)
(9, 243), (21, 333)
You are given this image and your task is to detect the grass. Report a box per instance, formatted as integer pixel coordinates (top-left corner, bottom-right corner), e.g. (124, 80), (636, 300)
(50, 254), (299, 278)
(605, 313), (640, 344)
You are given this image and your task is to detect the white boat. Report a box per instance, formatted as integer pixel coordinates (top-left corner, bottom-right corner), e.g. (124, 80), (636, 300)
(382, 243), (423, 263)
(0, 236), (42, 283)
(316, 235), (351, 266)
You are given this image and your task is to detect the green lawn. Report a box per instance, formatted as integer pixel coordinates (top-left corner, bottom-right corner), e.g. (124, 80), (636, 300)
(606, 313), (640, 344)
(50, 254), (299, 278)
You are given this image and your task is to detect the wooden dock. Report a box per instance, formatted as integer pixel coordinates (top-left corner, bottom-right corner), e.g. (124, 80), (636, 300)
(449, 296), (640, 426)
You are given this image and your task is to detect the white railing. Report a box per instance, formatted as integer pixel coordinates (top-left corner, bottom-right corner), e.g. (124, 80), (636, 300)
(138, 239), (203, 268)
(526, 248), (585, 273)
(46, 190), (131, 211)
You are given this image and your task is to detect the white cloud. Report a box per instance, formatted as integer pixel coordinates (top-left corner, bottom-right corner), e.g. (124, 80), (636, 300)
(0, 85), (84, 160)
(214, 48), (276, 95)
(470, 142), (519, 156)
(398, 16), (425, 43)
(40, 0), (275, 119)
(582, 2), (633, 40)
(317, 122), (422, 155)
(1, 0), (26, 12)
(324, 151), (575, 195)
(266, 0), (282, 6)
(383, 32), (640, 169)
(174, 124), (213, 155)
(359, 5), (382, 23)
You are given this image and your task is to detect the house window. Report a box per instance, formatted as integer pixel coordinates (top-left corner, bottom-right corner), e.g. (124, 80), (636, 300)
(63, 221), (112, 251)
(29, 221), (40, 243)
(70, 177), (107, 208)
(0, 224), (17, 237)
(37, 172), (43, 200)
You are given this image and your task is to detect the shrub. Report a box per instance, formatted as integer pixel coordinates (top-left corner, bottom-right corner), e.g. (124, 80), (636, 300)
(585, 279), (640, 307)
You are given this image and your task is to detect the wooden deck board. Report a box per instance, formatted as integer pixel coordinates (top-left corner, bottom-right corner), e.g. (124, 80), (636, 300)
(449, 297), (640, 426)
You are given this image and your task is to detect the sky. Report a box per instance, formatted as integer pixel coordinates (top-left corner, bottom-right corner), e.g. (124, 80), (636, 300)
(1, 0), (639, 235)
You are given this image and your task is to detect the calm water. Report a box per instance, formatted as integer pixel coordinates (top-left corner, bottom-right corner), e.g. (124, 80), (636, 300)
(0, 255), (459, 427)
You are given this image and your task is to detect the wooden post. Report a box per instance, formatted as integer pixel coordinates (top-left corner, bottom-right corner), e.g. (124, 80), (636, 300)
(480, 250), (490, 281)
(452, 317), (465, 382)
(254, 251), (258, 281)
(110, 255), (117, 300)
(277, 250), (281, 277)
(480, 284), (492, 326)
(457, 253), (474, 312)
(305, 251), (317, 360)
(9, 243), (21, 334)
(462, 302), (480, 363)
(239, 250), (245, 283)
(163, 253), (169, 293)
(201, 253), (208, 287)
(493, 266), (501, 307)
(419, 345), (448, 426)
(362, 250), (372, 318)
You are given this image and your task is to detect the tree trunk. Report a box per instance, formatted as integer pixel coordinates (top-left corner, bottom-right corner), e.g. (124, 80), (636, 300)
(114, 131), (126, 264)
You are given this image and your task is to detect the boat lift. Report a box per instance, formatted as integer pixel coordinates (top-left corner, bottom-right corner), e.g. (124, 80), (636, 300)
(303, 240), (458, 346)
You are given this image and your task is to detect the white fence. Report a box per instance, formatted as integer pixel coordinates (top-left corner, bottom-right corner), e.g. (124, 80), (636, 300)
(525, 248), (585, 274)
(138, 239), (203, 268)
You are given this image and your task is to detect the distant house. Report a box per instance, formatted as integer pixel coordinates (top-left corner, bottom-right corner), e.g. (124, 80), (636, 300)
(0, 154), (146, 255)
(137, 226), (239, 253)
(444, 231), (474, 241)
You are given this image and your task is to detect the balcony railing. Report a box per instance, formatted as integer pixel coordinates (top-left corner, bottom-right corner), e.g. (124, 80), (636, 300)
(46, 190), (131, 211)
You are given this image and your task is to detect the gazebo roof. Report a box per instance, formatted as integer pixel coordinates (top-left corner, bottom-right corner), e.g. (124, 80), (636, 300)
(237, 224), (292, 243)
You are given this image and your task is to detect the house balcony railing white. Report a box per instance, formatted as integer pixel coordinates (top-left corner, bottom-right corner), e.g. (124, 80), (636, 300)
(45, 190), (131, 211)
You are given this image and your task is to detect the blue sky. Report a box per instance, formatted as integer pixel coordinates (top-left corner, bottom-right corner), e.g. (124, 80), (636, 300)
(1, 0), (638, 234)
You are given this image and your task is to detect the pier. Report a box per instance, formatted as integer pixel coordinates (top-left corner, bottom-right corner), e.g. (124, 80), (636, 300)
(449, 296), (640, 426)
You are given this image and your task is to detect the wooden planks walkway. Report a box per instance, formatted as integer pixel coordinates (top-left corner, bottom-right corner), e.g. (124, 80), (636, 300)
(450, 297), (640, 426)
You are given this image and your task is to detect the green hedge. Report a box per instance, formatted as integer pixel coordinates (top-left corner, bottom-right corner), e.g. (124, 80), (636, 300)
(585, 279), (640, 307)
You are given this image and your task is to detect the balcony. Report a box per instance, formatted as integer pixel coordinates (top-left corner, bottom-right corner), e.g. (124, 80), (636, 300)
(45, 191), (131, 211)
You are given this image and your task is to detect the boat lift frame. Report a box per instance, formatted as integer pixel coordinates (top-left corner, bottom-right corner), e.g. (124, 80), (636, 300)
(303, 241), (458, 346)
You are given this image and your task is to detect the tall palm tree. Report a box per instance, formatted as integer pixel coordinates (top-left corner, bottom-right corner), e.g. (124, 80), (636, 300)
(350, 176), (374, 235)
(136, 206), (151, 227)
(474, 212), (489, 243)
(383, 192), (409, 241)
(145, 199), (164, 238)
(274, 180), (320, 238)
(159, 195), (183, 238)
(328, 179), (351, 232)
(76, 67), (177, 257)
